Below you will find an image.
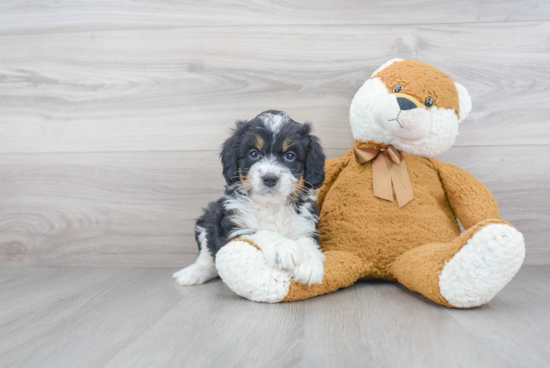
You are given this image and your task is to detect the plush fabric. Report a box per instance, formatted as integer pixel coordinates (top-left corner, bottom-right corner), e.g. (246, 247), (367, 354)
(319, 141), (461, 281)
(387, 218), (509, 307)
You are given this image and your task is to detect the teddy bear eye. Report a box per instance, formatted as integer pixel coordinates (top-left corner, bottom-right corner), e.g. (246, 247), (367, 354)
(425, 98), (434, 108)
(393, 85), (403, 93)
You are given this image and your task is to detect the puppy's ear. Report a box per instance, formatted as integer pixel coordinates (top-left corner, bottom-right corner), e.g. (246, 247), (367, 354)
(220, 122), (244, 185)
(303, 123), (326, 189)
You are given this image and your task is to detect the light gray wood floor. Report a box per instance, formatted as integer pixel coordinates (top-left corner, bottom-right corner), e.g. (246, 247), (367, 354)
(0, 265), (548, 368)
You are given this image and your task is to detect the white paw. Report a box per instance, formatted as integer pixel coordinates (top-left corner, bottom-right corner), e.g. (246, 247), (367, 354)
(173, 263), (218, 286)
(294, 256), (325, 286)
(263, 240), (304, 271)
(439, 224), (525, 308)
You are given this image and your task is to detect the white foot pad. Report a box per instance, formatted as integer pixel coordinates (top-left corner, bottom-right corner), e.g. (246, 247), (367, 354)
(216, 241), (291, 303)
(439, 224), (525, 308)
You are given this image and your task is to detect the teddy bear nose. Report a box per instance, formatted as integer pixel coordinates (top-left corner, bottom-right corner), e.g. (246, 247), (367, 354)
(397, 97), (417, 111)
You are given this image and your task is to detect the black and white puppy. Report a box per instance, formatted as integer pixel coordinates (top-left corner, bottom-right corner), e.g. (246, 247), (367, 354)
(173, 110), (326, 286)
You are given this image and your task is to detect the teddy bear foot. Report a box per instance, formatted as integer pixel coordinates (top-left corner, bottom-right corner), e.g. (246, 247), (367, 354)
(438, 224), (525, 308)
(216, 240), (292, 303)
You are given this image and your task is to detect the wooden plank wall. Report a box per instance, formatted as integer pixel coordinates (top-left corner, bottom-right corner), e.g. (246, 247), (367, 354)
(1, 1), (549, 266)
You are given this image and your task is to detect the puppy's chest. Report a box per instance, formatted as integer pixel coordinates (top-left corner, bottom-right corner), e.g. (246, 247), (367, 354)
(235, 202), (314, 239)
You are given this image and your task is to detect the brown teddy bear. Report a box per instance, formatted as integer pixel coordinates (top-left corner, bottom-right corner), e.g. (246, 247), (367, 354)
(215, 59), (525, 308)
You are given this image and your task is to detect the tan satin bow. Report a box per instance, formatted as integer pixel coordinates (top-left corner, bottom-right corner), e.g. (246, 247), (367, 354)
(354, 145), (414, 208)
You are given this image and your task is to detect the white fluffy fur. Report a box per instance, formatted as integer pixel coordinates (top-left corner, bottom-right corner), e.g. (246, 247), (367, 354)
(439, 224), (525, 308)
(216, 240), (292, 303)
(455, 82), (472, 122)
(224, 189), (318, 240)
(224, 187), (325, 286)
(293, 237), (326, 286)
(244, 155), (298, 203)
(259, 112), (289, 135)
(173, 226), (218, 285)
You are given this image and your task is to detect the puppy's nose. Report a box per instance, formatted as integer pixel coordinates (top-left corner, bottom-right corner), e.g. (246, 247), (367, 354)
(262, 175), (279, 188)
(397, 97), (417, 111)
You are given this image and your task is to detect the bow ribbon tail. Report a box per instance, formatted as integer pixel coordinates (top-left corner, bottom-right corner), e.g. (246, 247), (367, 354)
(388, 158), (414, 208)
(372, 154), (393, 202)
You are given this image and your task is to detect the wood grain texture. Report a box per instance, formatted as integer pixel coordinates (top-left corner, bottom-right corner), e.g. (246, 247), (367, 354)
(1, 22), (550, 153)
(0, 150), (226, 267)
(1, 266), (548, 367)
(1, 0), (550, 36)
(0, 146), (547, 266)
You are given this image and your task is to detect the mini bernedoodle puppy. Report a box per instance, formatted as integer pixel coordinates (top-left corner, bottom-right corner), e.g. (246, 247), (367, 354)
(173, 110), (327, 287)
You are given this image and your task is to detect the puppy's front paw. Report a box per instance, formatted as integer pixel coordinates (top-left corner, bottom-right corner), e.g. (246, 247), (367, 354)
(293, 256), (324, 286)
(173, 264), (217, 286)
(263, 241), (304, 271)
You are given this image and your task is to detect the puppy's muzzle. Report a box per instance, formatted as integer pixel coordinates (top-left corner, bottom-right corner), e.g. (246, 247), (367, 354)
(262, 174), (279, 188)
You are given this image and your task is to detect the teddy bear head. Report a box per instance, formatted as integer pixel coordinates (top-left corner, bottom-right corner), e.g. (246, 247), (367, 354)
(349, 59), (472, 158)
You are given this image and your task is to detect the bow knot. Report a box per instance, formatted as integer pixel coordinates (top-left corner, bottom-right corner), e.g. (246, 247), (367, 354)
(354, 145), (414, 208)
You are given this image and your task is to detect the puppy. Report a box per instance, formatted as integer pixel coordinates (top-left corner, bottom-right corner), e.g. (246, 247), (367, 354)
(173, 110), (326, 287)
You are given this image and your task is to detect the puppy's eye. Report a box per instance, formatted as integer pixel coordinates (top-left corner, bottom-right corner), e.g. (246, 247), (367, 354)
(284, 152), (295, 162)
(249, 150), (260, 159)
(424, 98), (434, 108)
(393, 85), (403, 93)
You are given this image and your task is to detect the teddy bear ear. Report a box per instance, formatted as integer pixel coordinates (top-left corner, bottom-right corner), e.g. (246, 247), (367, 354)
(370, 58), (404, 78)
(455, 82), (472, 123)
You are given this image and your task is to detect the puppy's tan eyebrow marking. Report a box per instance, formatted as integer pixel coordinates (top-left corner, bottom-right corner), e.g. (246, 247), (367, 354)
(254, 135), (264, 150)
(283, 138), (294, 152)
(238, 168), (251, 192)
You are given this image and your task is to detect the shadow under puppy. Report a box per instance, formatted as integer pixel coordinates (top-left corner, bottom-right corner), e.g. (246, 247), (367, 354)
(173, 110), (327, 287)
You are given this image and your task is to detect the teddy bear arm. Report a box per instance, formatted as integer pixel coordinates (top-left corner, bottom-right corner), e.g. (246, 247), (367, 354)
(317, 156), (347, 207)
(435, 161), (500, 229)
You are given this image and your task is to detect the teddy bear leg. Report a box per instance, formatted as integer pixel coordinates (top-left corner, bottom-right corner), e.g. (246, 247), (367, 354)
(389, 219), (525, 308)
(216, 239), (372, 303)
(282, 249), (373, 302)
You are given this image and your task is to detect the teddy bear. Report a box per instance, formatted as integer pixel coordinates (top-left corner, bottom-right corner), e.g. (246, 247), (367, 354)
(214, 59), (526, 308)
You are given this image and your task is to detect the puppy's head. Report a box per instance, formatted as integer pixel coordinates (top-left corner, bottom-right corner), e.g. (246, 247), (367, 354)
(221, 111), (325, 203)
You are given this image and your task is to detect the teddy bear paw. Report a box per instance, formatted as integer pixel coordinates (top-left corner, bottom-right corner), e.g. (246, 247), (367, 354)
(439, 224), (525, 308)
(216, 240), (291, 303)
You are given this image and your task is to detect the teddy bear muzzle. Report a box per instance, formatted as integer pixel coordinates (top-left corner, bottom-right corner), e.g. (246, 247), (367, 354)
(373, 93), (432, 141)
